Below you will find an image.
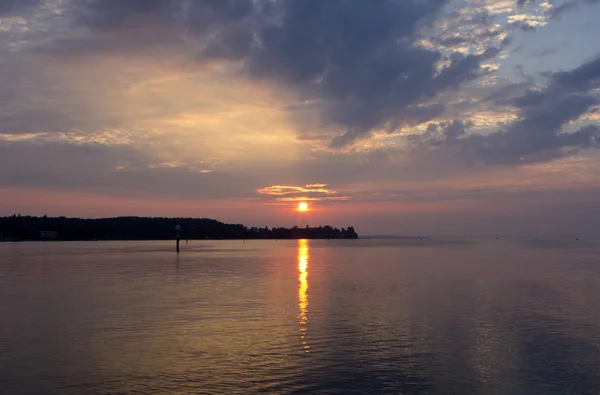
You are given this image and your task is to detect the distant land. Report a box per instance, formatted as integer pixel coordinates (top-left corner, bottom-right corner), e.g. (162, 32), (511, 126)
(363, 235), (430, 240)
(0, 215), (359, 241)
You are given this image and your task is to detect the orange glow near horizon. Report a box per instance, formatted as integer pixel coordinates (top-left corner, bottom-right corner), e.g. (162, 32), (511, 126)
(298, 239), (309, 352)
(298, 202), (309, 212)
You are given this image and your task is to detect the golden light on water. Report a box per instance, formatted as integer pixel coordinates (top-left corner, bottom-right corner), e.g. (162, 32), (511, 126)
(298, 239), (310, 352)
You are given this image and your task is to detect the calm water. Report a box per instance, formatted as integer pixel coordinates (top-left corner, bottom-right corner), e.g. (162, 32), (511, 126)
(1, 239), (600, 394)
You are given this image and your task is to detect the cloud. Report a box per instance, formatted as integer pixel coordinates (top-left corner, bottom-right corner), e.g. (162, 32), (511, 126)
(241, 1), (504, 147)
(507, 13), (548, 31)
(257, 184), (337, 196)
(64, 0), (257, 49)
(0, 0), (41, 15)
(544, 1), (578, 19)
(415, 55), (600, 165)
(0, 128), (133, 145)
(274, 196), (350, 202)
(257, 184), (351, 202)
(6, 0), (554, 153)
(0, 139), (264, 200)
(73, 0), (173, 29)
(537, 0), (600, 21)
(257, 183), (350, 202)
(551, 54), (600, 91)
(536, 48), (559, 57)
(426, 119), (473, 139)
(41, 0), (502, 148)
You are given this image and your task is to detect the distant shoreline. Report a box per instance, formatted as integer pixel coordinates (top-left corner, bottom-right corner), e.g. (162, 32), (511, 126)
(0, 215), (359, 242)
(0, 237), (362, 242)
(362, 235), (430, 240)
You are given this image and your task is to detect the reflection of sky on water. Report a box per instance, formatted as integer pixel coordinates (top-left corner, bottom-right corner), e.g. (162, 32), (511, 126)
(2, 240), (600, 393)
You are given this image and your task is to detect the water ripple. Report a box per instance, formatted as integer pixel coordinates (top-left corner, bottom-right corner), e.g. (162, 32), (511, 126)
(2, 240), (600, 394)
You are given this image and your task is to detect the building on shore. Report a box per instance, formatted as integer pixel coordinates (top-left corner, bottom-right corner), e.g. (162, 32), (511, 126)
(40, 231), (58, 240)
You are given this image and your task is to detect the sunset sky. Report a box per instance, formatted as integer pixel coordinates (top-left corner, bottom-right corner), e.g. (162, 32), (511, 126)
(1, 0), (600, 237)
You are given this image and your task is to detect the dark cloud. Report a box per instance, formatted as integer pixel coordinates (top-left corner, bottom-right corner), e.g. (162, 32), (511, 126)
(3, 0), (593, 164)
(65, 0), (494, 148)
(427, 10), (504, 51)
(514, 64), (536, 84)
(544, 0), (600, 19)
(536, 48), (559, 57)
(74, 0), (174, 30)
(418, 55), (600, 165)
(516, 0), (535, 6)
(441, 119), (472, 139)
(418, 119), (473, 146)
(455, 100), (598, 165)
(0, 0), (41, 15)
(30, 0), (255, 56)
(437, 35), (468, 47)
(181, 0), (255, 31)
(73, 0), (255, 32)
(545, 1), (578, 19)
(36, 0), (183, 54)
(552, 55), (600, 91)
(7, 0), (503, 148)
(483, 82), (532, 104)
(235, 0), (497, 147)
(509, 21), (537, 32)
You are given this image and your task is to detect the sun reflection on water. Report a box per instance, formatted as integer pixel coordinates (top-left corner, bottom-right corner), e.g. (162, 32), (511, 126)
(297, 239), (309, 353)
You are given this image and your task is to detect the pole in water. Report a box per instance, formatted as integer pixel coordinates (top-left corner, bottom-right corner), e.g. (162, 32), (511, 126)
(175, 225), (182, 253)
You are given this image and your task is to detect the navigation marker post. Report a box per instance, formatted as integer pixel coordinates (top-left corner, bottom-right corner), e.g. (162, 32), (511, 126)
(175, 225), (182, 253)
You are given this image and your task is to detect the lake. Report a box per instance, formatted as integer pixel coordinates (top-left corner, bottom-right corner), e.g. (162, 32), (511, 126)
(1, 239), (600, 394)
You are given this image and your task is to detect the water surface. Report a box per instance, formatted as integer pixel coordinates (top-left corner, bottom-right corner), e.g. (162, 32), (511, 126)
(1, 239), (600, 394)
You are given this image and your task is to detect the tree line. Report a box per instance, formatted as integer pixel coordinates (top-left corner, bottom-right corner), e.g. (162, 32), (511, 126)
(0, 215), (359, 241)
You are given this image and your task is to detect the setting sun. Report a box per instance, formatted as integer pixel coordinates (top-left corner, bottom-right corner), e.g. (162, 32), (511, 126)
(298, 202), (309, 212)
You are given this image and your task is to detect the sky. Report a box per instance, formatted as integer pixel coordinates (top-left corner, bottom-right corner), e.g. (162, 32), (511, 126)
(1, 0), (600, 237)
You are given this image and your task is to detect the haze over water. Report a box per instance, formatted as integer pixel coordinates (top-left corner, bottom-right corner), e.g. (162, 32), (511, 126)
(2, 239), (600, 394)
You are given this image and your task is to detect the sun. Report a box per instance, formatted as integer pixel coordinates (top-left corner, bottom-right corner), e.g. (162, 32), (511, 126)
(298, 202), (309, 212)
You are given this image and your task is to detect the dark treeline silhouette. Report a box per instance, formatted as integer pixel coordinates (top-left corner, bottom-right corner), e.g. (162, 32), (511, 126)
(0, 215), (359, 241)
